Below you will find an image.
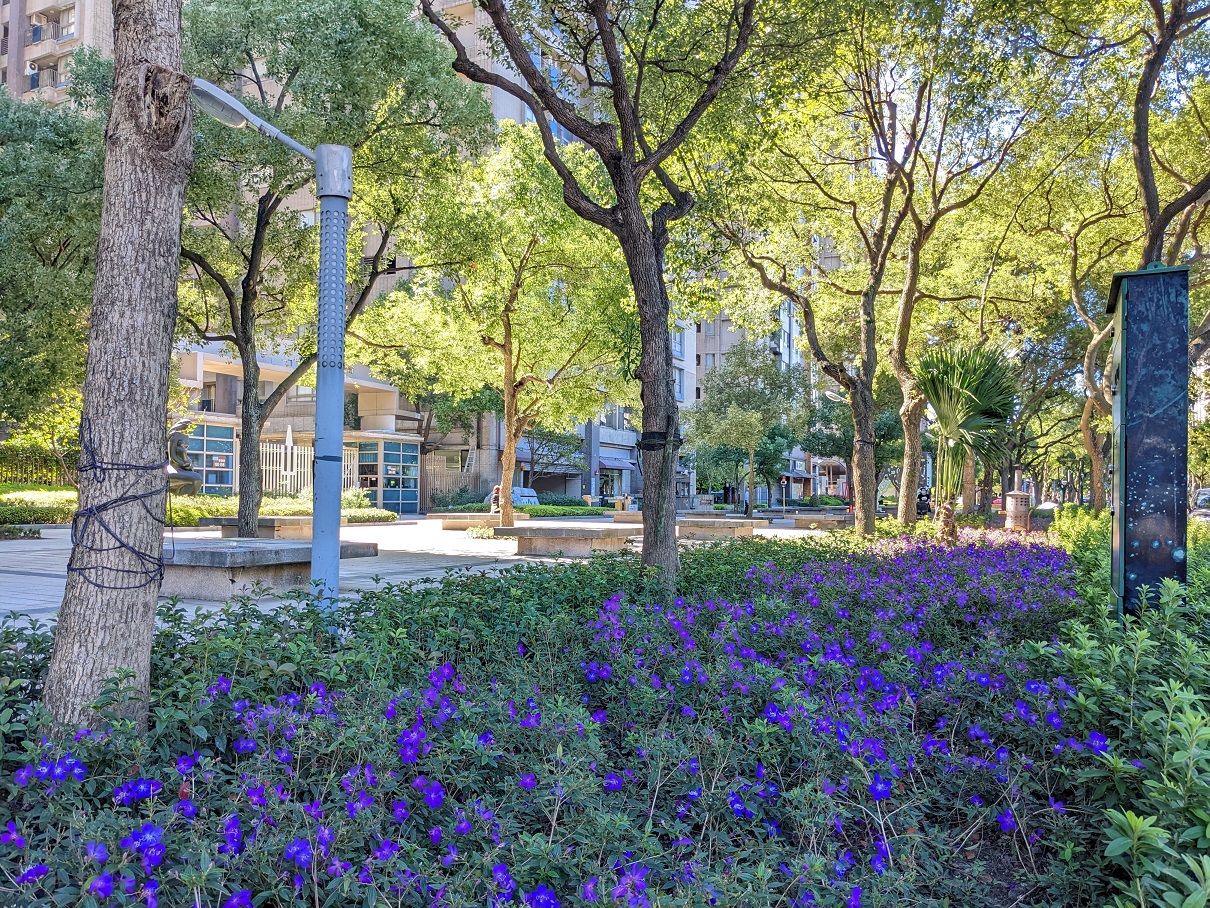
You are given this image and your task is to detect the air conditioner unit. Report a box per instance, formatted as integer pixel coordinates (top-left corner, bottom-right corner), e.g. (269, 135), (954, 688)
(25, 61), (38, 75)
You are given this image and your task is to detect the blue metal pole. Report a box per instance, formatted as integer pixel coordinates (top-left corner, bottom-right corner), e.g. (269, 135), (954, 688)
(311, 144), (353, 603)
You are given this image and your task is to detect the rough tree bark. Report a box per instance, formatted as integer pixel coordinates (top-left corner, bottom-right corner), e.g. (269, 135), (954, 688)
(962, 451), (977, 515)
(978, 458), (994, 515)
(237, 364), (265, 537)
(620, 206), (681, 571)
(1081, 396), (1107, 514)
(42, 0), (193, 730)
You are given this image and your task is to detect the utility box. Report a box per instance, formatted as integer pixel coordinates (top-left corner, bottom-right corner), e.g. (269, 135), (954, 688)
(1107, 264), (1189, 618)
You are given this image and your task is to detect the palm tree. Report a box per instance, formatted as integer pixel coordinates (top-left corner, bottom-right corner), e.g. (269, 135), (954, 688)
(915, 347), (1016, 543)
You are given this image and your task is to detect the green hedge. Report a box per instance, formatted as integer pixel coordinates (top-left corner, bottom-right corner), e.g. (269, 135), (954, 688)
(166, 495), (397, 527)
(0, 488), (397, 527)
(444, 502), (611, 517)
(0, 487), (77, 525)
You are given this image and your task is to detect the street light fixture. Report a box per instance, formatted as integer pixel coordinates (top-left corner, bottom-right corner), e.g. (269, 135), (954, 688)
(190, 78), (352, 603)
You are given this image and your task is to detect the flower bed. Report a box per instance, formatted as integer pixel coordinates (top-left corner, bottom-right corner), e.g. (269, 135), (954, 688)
(1, 533), (1207, 906)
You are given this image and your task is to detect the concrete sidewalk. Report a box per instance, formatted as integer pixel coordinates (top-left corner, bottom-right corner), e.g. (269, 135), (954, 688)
(0, 517), (815, 623)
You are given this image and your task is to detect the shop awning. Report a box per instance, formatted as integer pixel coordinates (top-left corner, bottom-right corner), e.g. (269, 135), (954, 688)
(599, 457), (637, 471)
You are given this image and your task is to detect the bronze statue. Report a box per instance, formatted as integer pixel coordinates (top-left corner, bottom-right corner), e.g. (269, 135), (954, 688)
(166, 418), (203, 495)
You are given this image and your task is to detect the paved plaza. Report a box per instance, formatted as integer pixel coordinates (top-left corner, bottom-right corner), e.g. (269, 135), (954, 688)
(0, 517), (812, 623)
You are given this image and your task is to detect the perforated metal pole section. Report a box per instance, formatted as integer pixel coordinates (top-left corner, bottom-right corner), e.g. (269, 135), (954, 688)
(311, 145), (353, 604)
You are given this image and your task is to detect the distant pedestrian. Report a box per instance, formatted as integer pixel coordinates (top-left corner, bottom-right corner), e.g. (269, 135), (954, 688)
(490, 485), (501, 513)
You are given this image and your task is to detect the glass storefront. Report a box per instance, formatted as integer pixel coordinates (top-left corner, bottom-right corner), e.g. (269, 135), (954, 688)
(357, 440), (420, 514)
(188, 424), (235, 495)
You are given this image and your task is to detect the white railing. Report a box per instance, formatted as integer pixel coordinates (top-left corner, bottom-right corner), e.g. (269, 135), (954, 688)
(260, 442), (314, 496)
(258, 443), (359, 495)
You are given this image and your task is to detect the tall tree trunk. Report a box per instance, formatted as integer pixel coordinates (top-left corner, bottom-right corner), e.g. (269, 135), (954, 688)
(891, 236), (925, 525)
(619, 211), (678, 580)
(499, 351), (517, 529)
(746, 448), (757, 518)
(850, 383), (877, 535)
(897, 395), (926, 524)
(237, 362), (263, 537)
(979, 458), (994, 515)
(43, 0), (192, 730)
(1081, 396), (1106, 514)
(962, 451), (977, 515)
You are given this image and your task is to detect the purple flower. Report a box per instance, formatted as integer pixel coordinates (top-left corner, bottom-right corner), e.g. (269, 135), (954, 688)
(373, 839), (400, 861)
(233, 738), (257, 754)
(223, 891), (252, 908)
(1087, 731), (1109, 754)
(89, 874), (114, 898)
(86, 841), (108, 863)
(284, 838), (312, 868)
(846, 887), (862, 908)
(1048, 797), (1066, 814)
(430, 827), (443, 846)
(868, 774), (892, 801)
(519, 773), (537, 791)
(525, 883), (562, 907)
(2, 821), (26, 849)
(603, 773), (623, 792)
(579, 877), (599, 902)
(996, 811), (1017, 831)
(15, 864), (49, 885)
(13, 766), (33, 787)
(177, 798), (197, 819)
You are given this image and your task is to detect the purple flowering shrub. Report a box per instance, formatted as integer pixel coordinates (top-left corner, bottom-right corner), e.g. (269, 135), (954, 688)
(0, 534), (1207, 906)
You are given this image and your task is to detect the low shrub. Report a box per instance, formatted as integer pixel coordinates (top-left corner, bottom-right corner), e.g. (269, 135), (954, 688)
(444, 502), (491, 513)
(517, 505), (611, 517)
(0, 487), (77, 525)
(0, 534), (1136, 907)
(166, 495), (396, 527)
(444, 503), (611, 517)
(536, 493), (590, 507)
(0, 525), (40, 539)
(430, 486), (485, 509)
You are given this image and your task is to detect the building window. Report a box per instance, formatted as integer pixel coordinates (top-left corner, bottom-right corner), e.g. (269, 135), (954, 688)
(695, 386), (701, 400)
(188, 424), (235, 496)
(696, 322), (702, 333)
(705, 353), (715, 369)
(671, 328), (685, 359)
(358, 440), (420, 514)
(695, 353), (700, 366)
(675, 368), (685, 402)
(57, 6), (75, 39)
(704, 320), (715, 336)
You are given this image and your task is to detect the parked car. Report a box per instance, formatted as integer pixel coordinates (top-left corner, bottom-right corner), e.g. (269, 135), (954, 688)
(1191, 488), (1210, 522)
(483, 487), (541, 506)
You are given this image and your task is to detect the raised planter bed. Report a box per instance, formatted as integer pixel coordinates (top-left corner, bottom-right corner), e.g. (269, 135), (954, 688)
(493, 525), (635, 556)
(161, 539), (377, 599)
(426, 512), (532, 531)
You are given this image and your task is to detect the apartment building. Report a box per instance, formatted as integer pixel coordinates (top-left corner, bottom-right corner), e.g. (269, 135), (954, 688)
(178, 345), (427, 514)
(2, 0), (107, 104)
(694, 299), (848, 501)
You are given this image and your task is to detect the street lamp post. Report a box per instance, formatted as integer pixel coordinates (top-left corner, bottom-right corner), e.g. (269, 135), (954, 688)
(190, 79), (352, 602)
(780, 475), (787, 519)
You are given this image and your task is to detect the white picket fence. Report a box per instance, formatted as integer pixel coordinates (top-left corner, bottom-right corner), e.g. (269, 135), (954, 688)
(258, 442), (358, 496)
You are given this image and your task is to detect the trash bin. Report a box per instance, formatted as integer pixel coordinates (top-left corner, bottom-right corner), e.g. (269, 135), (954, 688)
(1005, 492), (1031, 532)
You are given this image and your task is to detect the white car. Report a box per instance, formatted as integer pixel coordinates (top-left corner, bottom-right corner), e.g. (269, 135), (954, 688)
(484, 487), (541, 506)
